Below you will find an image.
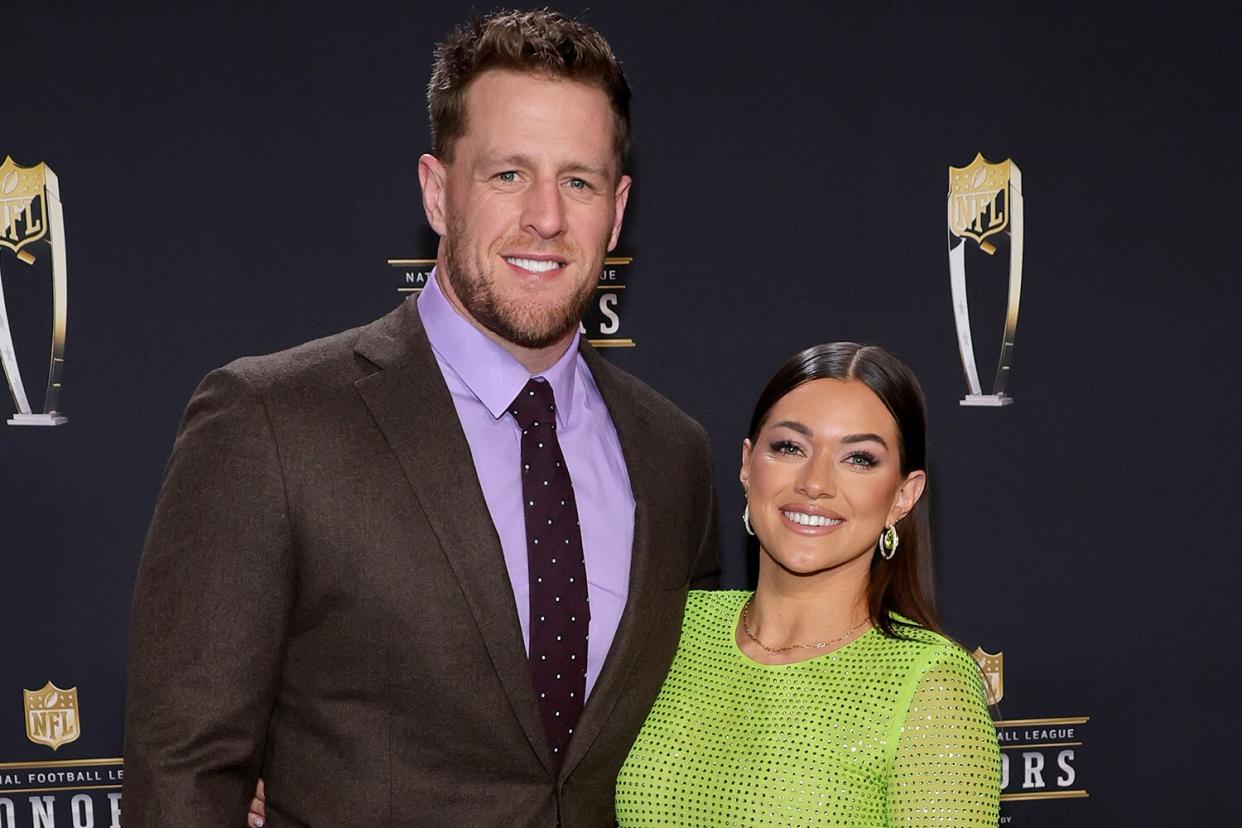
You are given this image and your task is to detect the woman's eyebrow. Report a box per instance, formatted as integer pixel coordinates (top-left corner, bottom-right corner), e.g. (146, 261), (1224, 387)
(770, 419), (812, 437)
(770, 422), (890, 450)
(841, 432), (889, 449)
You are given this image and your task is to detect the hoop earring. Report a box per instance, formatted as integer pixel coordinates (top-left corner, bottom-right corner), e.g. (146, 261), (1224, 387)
(878, 524), (899, 560)
(743, 504), (755, 536)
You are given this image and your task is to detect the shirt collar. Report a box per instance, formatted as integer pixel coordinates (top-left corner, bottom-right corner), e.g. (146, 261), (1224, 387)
(417, 269), (580, 426)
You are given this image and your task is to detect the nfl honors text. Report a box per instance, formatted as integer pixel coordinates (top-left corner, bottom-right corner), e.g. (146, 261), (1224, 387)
(0, 765), (123, 828)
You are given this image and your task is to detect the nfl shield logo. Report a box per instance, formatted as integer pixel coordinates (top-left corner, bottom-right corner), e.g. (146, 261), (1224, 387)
(0, 156), (50, 259)
(948, 154), (1011, 247)
(24, 682), (80, 750)
(971, 647), (1004, 705)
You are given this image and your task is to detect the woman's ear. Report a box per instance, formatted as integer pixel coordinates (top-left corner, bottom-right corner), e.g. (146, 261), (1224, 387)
(888, 469), (927, 525)
(739, 438), (753, 492)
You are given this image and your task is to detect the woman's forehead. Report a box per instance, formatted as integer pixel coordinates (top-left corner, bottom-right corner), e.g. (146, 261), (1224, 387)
(764, 379), (898, 439)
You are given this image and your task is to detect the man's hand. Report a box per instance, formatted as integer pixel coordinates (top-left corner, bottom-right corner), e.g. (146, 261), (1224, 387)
(248, 778), (266, 827)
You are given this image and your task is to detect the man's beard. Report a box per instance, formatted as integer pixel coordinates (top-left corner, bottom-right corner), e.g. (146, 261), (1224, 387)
(443, 217), (599, 350)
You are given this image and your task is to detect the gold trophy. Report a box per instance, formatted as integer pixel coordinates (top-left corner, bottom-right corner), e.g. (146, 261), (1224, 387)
(947, 153), (1023, 406)
(0, 156), (68, 426)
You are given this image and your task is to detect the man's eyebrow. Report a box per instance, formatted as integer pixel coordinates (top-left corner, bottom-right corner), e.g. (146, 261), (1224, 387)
(480, 153), (537, 170)
(769, 420), (812, 437)
(561, 162), (611, 179)
(842, 433), (889, 449)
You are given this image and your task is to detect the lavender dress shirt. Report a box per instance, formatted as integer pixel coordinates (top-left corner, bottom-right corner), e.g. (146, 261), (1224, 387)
(418, 272), (635, 698)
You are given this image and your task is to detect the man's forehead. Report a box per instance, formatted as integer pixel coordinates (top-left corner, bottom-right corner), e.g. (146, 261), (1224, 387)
(462, 70), (609, 123)
(456, 69), (621, 169)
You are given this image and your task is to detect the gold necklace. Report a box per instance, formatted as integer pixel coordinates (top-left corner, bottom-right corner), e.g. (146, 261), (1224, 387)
(741, 597), (870, 655)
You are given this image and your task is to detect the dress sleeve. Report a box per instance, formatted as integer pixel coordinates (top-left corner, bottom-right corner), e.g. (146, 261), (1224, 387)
(886, 645), (1001, 826)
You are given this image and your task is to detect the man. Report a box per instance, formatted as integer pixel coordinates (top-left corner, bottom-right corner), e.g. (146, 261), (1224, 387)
(122, 9), (717, 827)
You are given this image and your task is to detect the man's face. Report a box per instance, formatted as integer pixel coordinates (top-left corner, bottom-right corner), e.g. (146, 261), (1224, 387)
(421, 69), (631, 350)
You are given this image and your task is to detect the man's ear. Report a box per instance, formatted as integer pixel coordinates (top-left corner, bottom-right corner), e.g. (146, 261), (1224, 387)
(418, 153), (448, 237)
(606, 174), (632, 251)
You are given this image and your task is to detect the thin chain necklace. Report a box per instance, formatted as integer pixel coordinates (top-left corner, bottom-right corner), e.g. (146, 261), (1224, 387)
(741, 597), (870, 655)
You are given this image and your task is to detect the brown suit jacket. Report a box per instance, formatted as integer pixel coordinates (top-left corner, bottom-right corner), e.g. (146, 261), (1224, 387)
(122, 297), (718, 827)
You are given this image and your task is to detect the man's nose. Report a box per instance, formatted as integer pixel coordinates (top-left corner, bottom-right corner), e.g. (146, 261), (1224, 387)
(520, 178), (567, 239)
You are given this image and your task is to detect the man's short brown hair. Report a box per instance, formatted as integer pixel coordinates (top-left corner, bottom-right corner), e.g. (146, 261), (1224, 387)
(428, 9), (632, 167)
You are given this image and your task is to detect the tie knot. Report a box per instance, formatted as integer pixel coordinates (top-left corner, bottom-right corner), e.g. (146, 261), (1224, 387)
(509, 378), (557, 430)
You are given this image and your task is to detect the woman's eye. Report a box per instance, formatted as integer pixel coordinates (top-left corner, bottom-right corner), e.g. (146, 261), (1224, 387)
(845, 451), (878, 468)
(769, 440), (803, 456)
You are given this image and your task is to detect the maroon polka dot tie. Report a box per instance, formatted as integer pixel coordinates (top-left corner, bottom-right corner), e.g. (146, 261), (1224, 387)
(509, 378), (589, 766)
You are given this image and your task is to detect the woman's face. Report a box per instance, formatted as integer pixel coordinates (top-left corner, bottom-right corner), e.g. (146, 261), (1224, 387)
(740, 378), (925, 578)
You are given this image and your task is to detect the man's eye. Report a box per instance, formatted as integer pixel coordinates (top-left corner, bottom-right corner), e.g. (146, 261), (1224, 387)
(497, 171), (518, 183)
(567, 178), (588, 190)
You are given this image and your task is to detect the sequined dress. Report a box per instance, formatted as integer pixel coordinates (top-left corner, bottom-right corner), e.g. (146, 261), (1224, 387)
(615, 590), (1000, 826)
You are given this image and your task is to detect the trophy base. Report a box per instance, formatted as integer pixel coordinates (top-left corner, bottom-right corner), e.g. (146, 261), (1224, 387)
(960, 394), (1013, 407)
(7, 412), (68, 426)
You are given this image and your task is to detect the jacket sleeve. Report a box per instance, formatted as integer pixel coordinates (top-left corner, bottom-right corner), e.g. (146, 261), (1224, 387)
(886, 645), (1002, 826)
(122, 366), (294, 826)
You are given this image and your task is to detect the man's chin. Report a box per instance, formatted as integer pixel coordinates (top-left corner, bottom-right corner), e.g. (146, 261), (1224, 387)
(481, 311), (579, 350)
(445, 254), (596, 351)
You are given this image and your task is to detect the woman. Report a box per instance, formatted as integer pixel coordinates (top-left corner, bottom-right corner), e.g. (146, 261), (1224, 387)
(614, 343), (1001, 825)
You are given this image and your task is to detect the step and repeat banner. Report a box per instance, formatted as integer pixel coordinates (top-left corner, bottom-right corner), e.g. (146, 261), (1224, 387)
(3, 3), (1237, 825)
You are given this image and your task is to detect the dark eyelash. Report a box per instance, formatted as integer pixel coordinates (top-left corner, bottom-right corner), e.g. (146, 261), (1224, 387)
(769, 439), (801, 455)
(847, 450), (879, 467)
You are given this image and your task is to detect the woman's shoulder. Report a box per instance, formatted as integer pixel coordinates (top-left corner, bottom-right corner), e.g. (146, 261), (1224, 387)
(681, 590), (748, 634)
(669, 590), (747, 653)
(685, 589), (748, 616)
(874, 620), (988, 685)
(882, 618), (955, 649)
(868, 618), (979, 676)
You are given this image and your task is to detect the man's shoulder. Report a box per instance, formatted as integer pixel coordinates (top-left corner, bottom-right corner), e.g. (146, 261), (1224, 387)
(210, 301), (416, 397)
(221, 326), (364, 388)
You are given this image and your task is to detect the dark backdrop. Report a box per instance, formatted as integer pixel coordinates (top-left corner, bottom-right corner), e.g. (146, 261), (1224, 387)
(4, 2), (1239, 824)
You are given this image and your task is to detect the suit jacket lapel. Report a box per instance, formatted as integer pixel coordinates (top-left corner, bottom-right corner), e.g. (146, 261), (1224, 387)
(351, 299), (554, 773)
(560, 343), (664, 780)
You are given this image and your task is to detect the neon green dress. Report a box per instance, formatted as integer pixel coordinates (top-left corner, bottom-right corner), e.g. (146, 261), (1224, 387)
(615, 591), (1000, 826)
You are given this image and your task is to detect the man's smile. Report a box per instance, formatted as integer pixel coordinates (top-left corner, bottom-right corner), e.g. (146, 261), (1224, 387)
(504, 254), (567, 274)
